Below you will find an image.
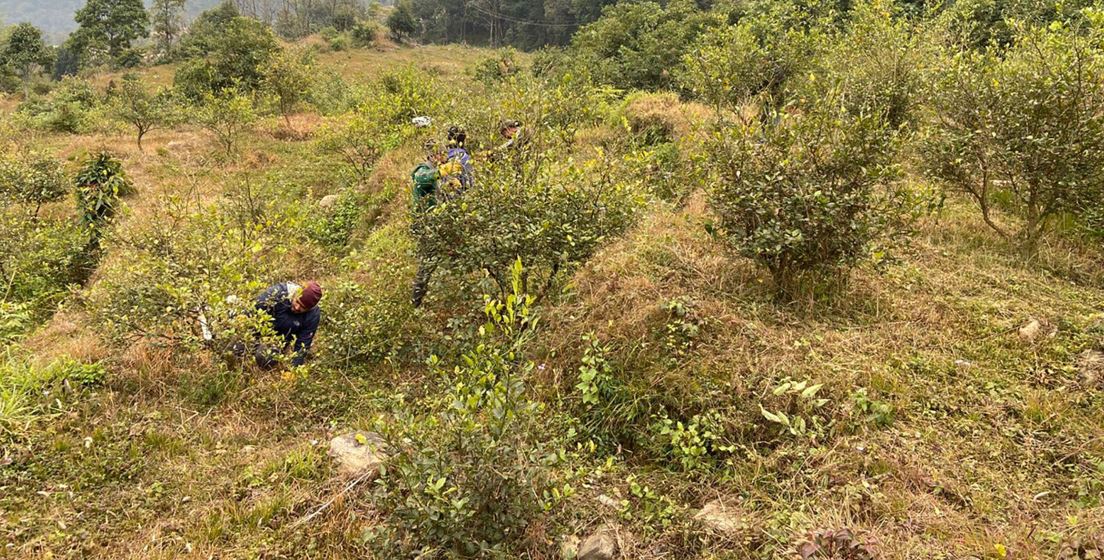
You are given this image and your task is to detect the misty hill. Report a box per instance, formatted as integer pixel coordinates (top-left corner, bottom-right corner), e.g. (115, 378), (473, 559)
(0, 0), (220, 42)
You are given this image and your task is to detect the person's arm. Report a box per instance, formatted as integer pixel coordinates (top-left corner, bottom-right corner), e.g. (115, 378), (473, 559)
(291, 309), (320, 366)
(255, 283), (284, 312)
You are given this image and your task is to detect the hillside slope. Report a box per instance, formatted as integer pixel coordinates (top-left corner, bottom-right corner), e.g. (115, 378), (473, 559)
(1, 44), (1103, 560)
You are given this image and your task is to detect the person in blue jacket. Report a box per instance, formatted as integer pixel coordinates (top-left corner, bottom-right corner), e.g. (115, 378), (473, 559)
(253, 280), (323, 367)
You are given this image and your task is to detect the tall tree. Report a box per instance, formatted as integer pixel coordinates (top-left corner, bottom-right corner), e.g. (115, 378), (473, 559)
(150, 0), (187, 60)
(1, 23), (55, 94)
(72, 0), (150, 65)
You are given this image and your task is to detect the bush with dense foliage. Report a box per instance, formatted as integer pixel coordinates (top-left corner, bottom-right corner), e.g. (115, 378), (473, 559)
(571, 0), (719, 91)
(922, 23), (1104, 254)
(412, 139), (641, 301)
(706, 94), (909, 297)
(174, 3), (281, 100)
(369, 262), (566, 555)
(0, 150), (67, 217)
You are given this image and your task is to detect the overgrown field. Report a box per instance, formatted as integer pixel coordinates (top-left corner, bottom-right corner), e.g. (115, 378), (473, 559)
(2, 3), (1104, 559)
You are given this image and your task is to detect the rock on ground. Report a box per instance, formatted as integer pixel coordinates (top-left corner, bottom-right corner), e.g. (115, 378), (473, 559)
(1019, 319), (1042, 342)
(1079, 350), (1104, 388)
(328, 432), (387, 477)
(578, 526), (618, 560)
(695, 499), (745, 535)
(318, 194), (340, 211)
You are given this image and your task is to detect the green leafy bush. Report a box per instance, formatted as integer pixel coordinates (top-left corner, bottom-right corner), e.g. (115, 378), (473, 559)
(174, 3), (281, 99)
(0, 150), (67, 216)
(706, 93), (907, 298)
(369, 261), (559, 555)
(19, 77), (102, 133)
(571, 0), (720, 91)
(922, 24), (1104, 254)
(413, 147), (641, 302)
(74, 152), (133, 236)
(473, 48), (521, 86)
(193, 89), (260, 158)
(109, 73), (181, 151)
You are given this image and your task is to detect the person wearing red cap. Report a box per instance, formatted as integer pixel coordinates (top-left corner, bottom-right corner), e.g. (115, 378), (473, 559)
(253, 280), (323, 367)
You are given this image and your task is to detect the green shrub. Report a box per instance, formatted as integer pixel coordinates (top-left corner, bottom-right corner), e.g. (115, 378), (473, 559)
(921, 24), (1104, 254)
(571, 0), (721, 91)
(19, 77), (101, 133)
(174, 3), (281, 99)
(473, 48), (521, 86)
(306, 70), (369, 116)
(1, 355), (105, 443)
(0, 150), (67, 216)
(706, 93), (907, 298)
(193, 89), (259, 158)
(351, 20), (380, 47)
(412, 146), (641, 302)
(369, 261), (560, 555)
(261, 49), (314, 128)
(109, 73), (181, 151)
(803, 0), (929, 130)
(85, 179), (304, 353)
(74, 152), (133, 236)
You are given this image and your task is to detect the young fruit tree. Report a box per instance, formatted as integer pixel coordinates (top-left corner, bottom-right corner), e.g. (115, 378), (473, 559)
(922, 24), (1104, 254)
(706, 93), (910, 299)
(194, 90), (259, 158)
(111, 74), (180, 151)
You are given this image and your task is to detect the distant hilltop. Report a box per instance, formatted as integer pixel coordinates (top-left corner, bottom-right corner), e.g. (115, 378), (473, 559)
(0, 0), (221, 43)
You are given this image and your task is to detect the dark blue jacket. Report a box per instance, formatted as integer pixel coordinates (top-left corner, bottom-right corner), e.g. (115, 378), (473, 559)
(255, 282), (320, 366)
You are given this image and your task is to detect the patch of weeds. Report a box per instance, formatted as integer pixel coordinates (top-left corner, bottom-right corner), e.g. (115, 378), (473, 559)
(850, 388), (894, 428)
(264, 446), (327, 482)
(651, 409), (734, 472)
(661, 298), (702, 367)
(759, 378), (833, 442)
(617, 474), (680, 533)
(181, 367), (243, 408)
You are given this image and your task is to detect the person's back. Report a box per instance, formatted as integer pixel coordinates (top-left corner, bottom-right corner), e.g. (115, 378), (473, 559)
(254, 281), (323, 366)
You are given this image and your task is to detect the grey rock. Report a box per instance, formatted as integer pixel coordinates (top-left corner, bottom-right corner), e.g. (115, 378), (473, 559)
(319, 194), (341, 211)
(1019, 319), (1042, 342)
(328, 432), (387, 477)
(695, 499), (745, 535)
(1079, 350), (1104, 387)
(578, 527), (617, 560)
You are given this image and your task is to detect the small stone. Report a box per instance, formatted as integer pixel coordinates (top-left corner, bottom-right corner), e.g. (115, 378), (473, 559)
(560, 535), (581, 559)
(954, 359), (974, 369)
(1078, 350), (1104, 387)
(328, 432), (387, 477)
(319, 194), (341, 211)
(1019, 319), (1042, 342)
(578, 526), (617, 560)
(694, 499), (745, 535)
(597, 494), (620, 509)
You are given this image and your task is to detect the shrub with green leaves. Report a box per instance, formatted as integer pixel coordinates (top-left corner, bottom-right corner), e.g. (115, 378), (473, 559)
(706, 93), (907, 298)
(86, 180), (305, 353)
(413, 145), (641, 303)
(922, 24), (1104, 254)
(110, 73), (181, 151)
(473, 48), (521, 86)
(369, 261), (560, 555)
(315, 103), (408, 180)
(261, 48), (314, 128)
(74, 152), (133, 235)
(19, 77), (101, 133)
(174, 3), (281, 99)
(0, 150), (67, 216)
(803, 0), (928, 130)
(193, 89), (260, 158)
